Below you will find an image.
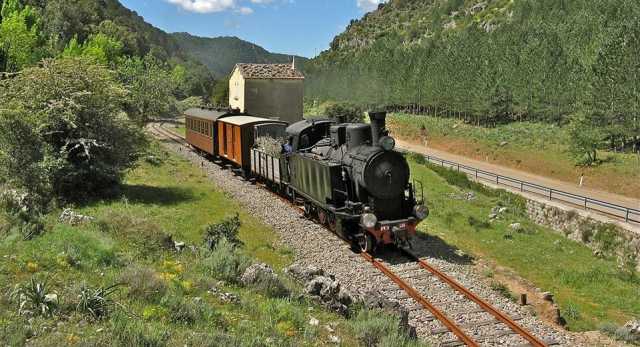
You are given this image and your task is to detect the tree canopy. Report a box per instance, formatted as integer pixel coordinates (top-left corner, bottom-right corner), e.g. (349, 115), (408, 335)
(0, 57), (147, 205)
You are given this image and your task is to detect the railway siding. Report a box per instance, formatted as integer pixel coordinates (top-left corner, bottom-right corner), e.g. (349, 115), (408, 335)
(150, 123), (579, 346)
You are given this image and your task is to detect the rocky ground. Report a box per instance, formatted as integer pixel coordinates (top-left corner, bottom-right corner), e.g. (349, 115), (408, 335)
(150, 124), (623, 346)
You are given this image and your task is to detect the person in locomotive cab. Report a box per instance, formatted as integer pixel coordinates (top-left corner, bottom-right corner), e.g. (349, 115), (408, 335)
(281, 137), (293, 154)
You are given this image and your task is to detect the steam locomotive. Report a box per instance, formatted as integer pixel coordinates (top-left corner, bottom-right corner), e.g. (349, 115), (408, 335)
(251, 111), (428, 252)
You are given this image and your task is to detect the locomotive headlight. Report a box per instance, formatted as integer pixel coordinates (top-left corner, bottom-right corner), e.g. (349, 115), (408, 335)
(361, 213), (378, 229)
(379, 136), (396, 151)
(413, 205), (429, 220)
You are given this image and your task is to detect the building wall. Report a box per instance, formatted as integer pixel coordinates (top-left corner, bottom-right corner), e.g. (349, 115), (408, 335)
(244, 79), (304, 124)
(229, 68), (245, 111)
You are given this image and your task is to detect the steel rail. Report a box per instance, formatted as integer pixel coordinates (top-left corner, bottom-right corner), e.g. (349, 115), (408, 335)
(360, 252), (480, 347)
(401, 249), (547, 347)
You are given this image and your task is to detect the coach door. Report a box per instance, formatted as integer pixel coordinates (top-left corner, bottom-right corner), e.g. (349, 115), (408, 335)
(225, 124), (234, 159)
(234, 126), (242, 165)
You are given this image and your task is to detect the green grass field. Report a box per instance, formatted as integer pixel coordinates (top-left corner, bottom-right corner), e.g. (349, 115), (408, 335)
(409, 157), (640, 331)
(0, 142), (367, 346)
(389, 114), (640, 199)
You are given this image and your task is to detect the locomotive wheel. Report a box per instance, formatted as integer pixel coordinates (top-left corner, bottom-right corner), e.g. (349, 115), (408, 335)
(358, 233), (375, 253)
(303, 202), (313, 217)
(318, 210), (327, 225)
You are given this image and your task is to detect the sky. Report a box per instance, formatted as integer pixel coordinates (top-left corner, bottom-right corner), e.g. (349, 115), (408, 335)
(120, 0), (388, 58)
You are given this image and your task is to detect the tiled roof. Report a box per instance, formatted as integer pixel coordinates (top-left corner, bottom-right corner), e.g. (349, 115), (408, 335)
(236, 63), (305, 80)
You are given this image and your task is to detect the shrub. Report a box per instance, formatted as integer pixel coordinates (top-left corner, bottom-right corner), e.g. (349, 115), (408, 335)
(96, 210), (171, 256)
(119, 266), (167, 302)
(111, 312), (169, 347)
(0, 189), (46, 240)
(562, 302), (581, 322)
(407, 152), (426, 165)
(160, 296), (214, 325)
(76, 283), (121, 320)
(0, 58), (148, 207)
(350, 309), (423, 347)
(249, 272), (290, 299)
(204, 214), (242, 250)
(599, 322), (640, 344)
(10, 278), (58, 317)
(425, 163), (497, 197)
(201, 238), (250, 284)
(467, 216), (490, 231)
(326, 103), (364, 123)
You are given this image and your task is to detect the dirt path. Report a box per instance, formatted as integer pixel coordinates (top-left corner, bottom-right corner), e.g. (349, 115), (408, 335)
(397, 139), (640, 213)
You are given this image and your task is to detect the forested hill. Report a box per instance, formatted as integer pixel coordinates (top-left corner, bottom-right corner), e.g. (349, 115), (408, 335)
(305, 0), (640, 130)
(4, 0), (304, 80)
(172, 33), (308, 78)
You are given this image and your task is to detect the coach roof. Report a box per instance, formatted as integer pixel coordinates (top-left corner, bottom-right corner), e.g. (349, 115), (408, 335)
(184, 108), (233, 121)
(219, 115), (288, 126)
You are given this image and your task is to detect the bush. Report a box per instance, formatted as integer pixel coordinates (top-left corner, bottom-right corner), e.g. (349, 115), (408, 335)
(326, 103), (364, 123)
(425, 162), (497, 197)
(0, 189), (46, 240)
(407, 152), (426, 165)
(111, 312), (169, 347)
(10, 278), (58, 317)
(350, 309), (423, 347)
(0, 58), (148, 207)
(76, 283), (121, 320)
(204, 214), (242, 250)
(201, 238), (250, 284)
(160, 296), (215, 325)
(119, 266), (167, 302)
(599, 322), (640, 344)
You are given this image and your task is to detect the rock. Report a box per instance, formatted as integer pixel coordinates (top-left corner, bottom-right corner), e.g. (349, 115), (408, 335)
(324, 325), (335, 333)
(541, 292), (554, 302)
(59, 209), (94, 226)
(329, 335), (341, 344)
(509, 223), (522, 231)
(174, 241), (186, 252)
(624, 320), (640, 336)
(308, 317), (319, 326)
(285, 264), (324, 281)
(499, 141), (509, 147)
(489, 213), (498, 220)
(44, 294), (58, 303)
(241, 263), (277, 287)
(498, 207), (508, 214)
(305, 276), (332, 296)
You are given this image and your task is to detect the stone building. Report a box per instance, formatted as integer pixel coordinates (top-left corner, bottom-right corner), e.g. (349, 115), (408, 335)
(228, 62), (304, 124)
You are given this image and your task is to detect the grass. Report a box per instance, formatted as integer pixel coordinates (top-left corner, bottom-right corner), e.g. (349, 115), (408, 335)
(0, 141), (358, 346)
(390, 113), (640, 199)
(409, 157), (640, 331)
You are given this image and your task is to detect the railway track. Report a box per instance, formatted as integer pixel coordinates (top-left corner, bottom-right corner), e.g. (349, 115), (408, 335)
(148, 122), (558, 347)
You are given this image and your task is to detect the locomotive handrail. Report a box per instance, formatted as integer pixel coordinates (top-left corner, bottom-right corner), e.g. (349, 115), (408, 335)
(420, 154), (640, 224)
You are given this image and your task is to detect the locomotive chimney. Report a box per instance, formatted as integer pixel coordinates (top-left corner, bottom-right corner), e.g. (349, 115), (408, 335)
(368, 111), (387, 146)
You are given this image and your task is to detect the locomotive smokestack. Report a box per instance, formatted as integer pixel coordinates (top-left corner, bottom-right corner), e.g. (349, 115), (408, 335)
(368, 111), (387, 146)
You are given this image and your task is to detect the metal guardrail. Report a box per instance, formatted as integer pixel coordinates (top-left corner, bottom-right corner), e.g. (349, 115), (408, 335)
(421, 154), (640, 224)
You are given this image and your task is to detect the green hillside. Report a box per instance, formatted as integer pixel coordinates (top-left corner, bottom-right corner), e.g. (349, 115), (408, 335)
(305, 0), (639, 152)
(172, 33), (308, 78)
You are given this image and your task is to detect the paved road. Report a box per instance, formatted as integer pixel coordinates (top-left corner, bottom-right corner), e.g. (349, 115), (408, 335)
(397, 139), (640, 213)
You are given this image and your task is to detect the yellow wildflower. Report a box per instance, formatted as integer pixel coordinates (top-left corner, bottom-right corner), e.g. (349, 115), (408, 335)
(26, 261), (39, 273)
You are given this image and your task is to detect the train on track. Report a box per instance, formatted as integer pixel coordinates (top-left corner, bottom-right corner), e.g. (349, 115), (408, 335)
(183, 107), (428, 252)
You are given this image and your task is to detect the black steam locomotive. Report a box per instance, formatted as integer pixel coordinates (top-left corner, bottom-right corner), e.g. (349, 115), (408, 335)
(250, 111), (428, 252)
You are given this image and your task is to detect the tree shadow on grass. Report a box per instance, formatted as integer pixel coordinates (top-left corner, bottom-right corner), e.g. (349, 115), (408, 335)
(120, 184), (195, 206)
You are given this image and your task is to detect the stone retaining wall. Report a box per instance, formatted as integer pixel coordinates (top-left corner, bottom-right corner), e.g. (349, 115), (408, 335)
(527, 199), (640, 272)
